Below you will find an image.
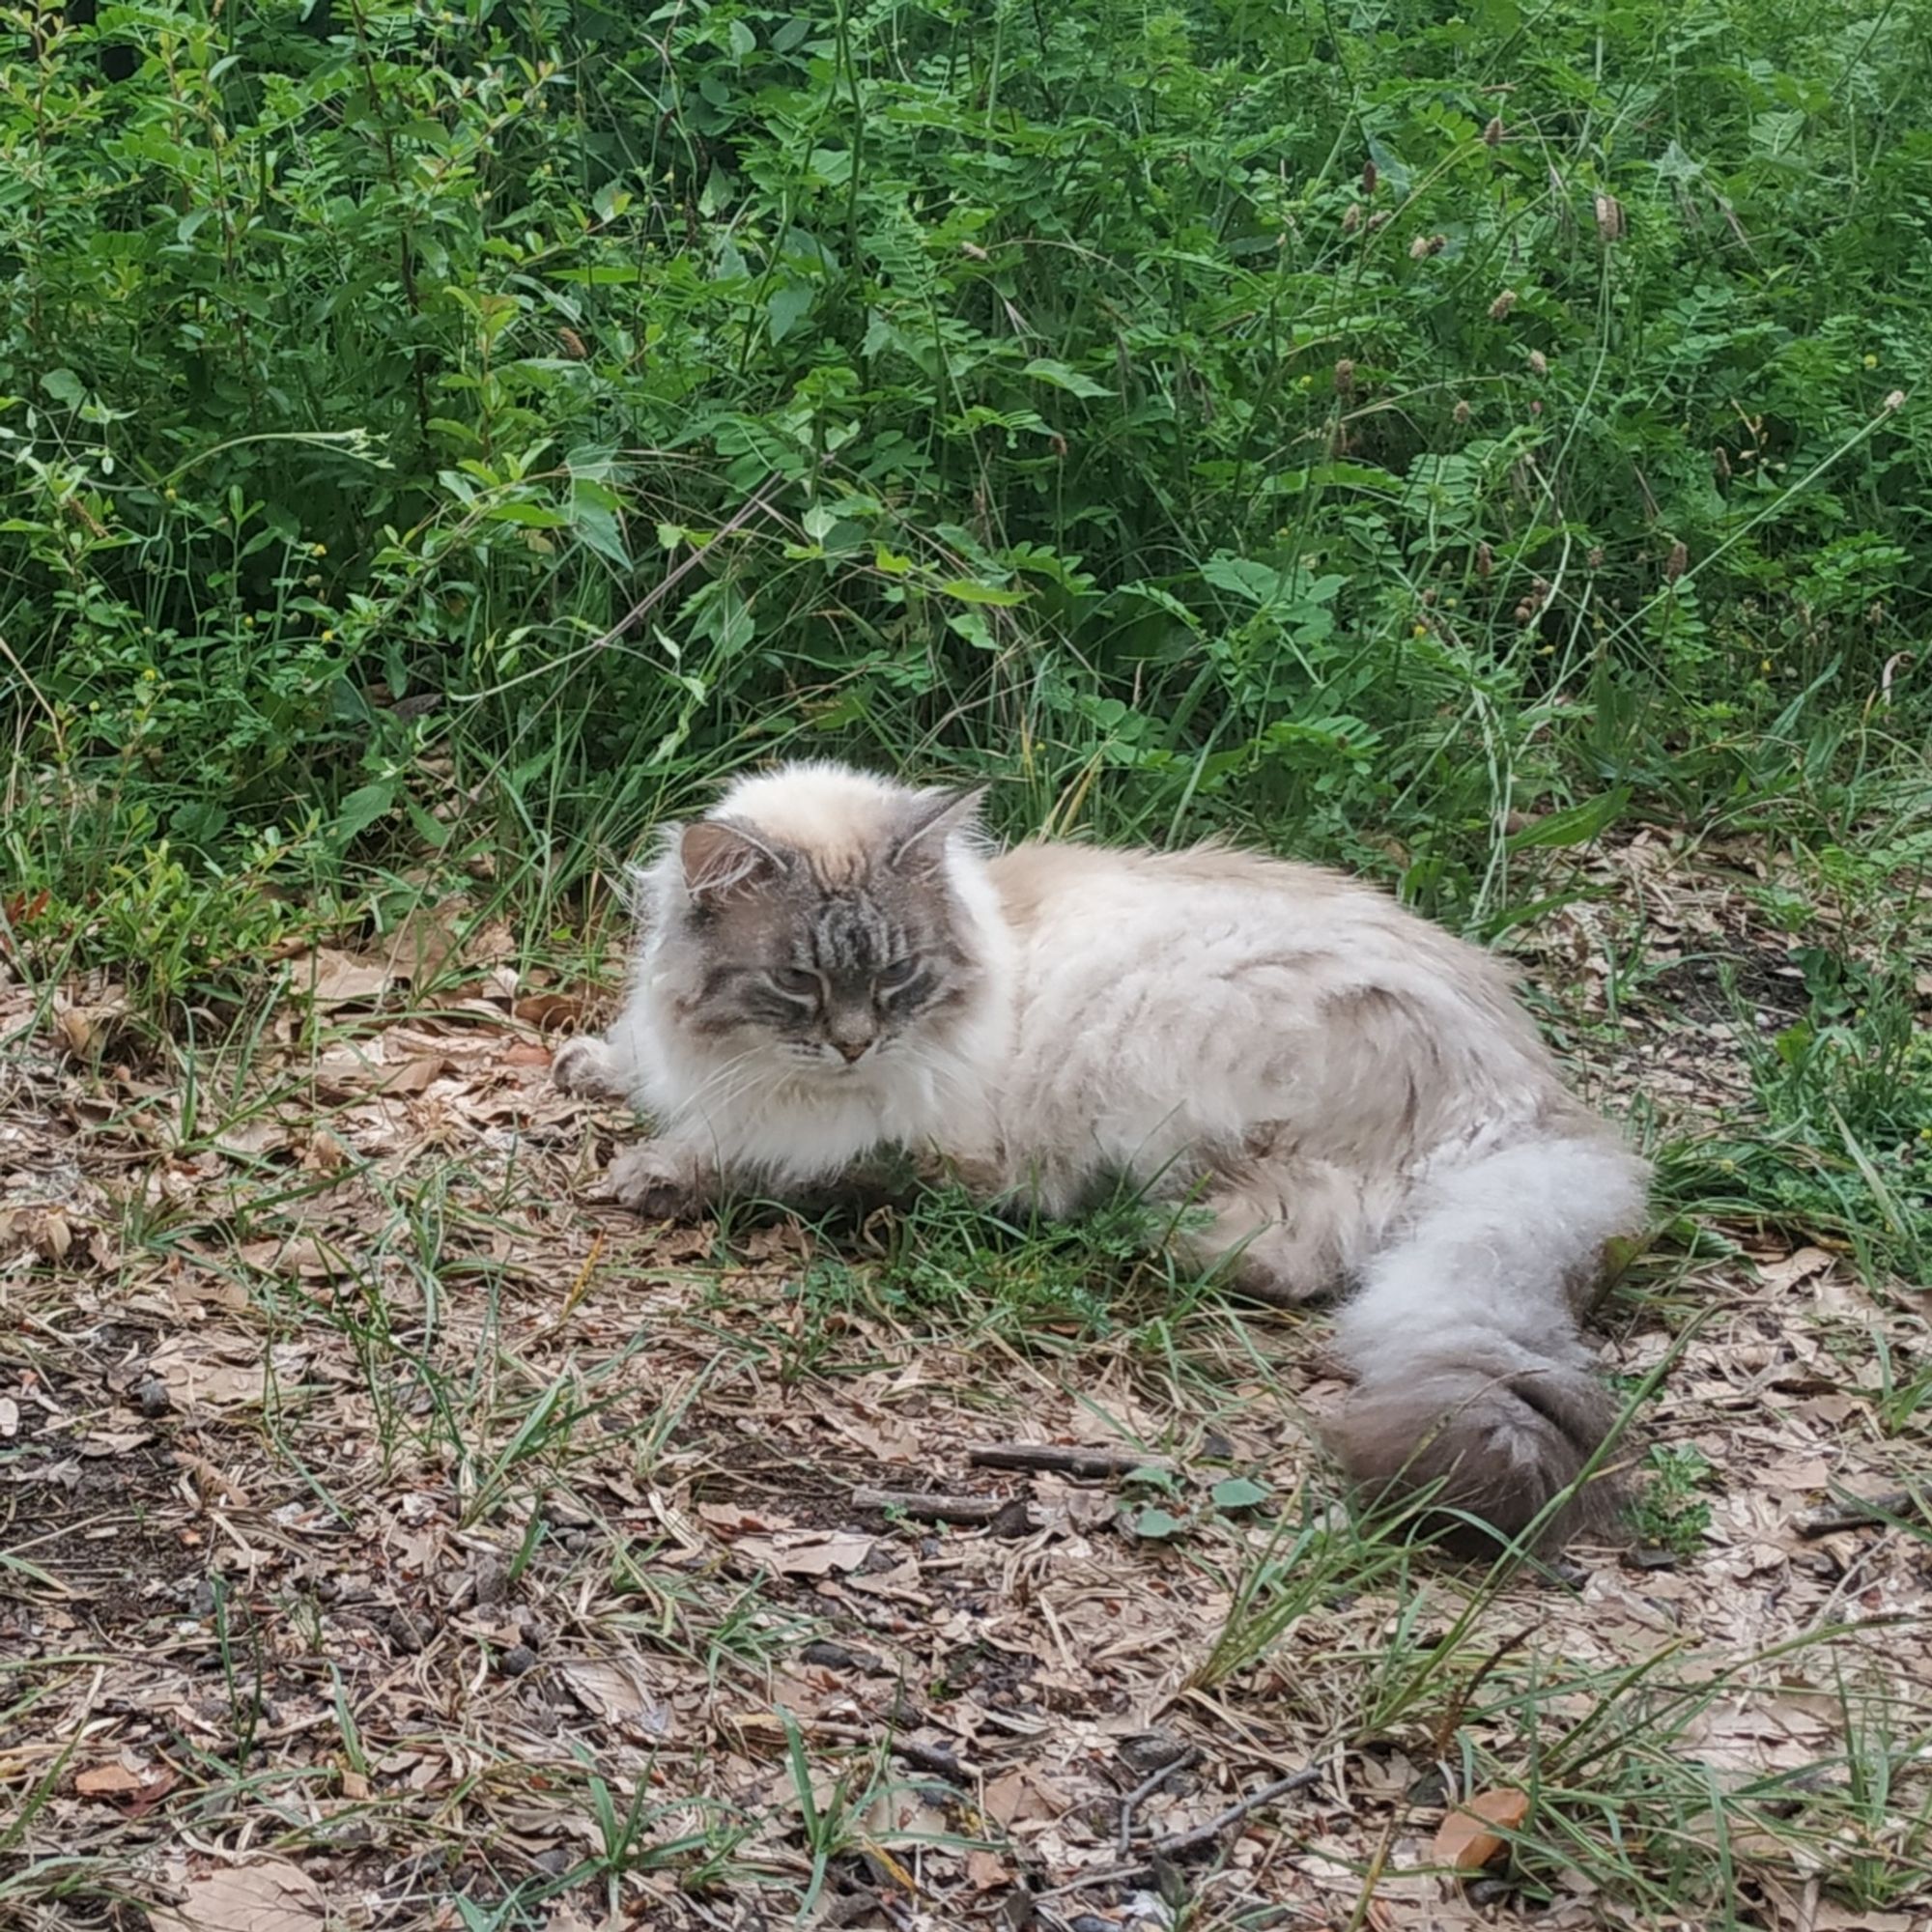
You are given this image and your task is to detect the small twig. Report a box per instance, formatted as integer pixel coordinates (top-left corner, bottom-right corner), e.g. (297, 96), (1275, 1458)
(1147, 1764), (1322, 1859)
(889, 1735), (976, 1784)
(1800, 1489), (1926, 1538)
(1118, 1745), (1202, 1854)
(852, 1487), (1030, 1529)
(1034, 1763), (1324, 1902)
(801, 1718), (979, 1783)
(588, 472), (782, 654)
(968, 1442), (1176, 1479)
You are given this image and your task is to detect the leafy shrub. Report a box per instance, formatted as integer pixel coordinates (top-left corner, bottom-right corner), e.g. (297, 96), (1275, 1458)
(4, 0), (1928, 923)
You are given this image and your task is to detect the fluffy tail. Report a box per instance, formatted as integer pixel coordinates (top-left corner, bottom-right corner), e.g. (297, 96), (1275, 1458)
(1325, 1132), (1649, 1548)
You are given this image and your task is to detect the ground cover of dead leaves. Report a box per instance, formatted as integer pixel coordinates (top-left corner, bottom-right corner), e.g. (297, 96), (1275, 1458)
(2, 841), (1928, 1932)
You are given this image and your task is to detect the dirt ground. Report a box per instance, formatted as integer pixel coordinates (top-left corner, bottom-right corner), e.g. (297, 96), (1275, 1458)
(3, 838), (1928, 1932)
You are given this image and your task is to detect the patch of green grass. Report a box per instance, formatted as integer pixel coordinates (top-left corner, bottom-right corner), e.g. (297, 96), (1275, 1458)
(1628, 1444), (1719, 1558)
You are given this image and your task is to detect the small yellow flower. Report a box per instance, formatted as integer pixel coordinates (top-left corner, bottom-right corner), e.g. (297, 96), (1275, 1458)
(242, 614), (255, 628)
(1760, 657), (1772, 674)
(322, 629), (336, 642)
(1412, 622), (1428, 638)
(310, 542), (327, 557)
(1863, 354), (1879, 369)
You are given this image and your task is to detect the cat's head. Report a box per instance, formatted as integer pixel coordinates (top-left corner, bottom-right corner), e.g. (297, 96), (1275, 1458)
(644, 763), (991, 1075)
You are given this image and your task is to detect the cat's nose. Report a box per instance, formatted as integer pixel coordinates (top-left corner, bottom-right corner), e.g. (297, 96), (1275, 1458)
(833, 1038), (869, 1063)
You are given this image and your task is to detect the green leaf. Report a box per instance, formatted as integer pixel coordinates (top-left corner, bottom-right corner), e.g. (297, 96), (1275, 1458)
(569, 476), (630, 568)
(1210, 1477), (1271, 1512)
(334, 780), (398, 846)
(40, 368), (85, 408)
(1201, 555), (1347, 610)
(767, 282), (813, 344)
(1129, 1506), (1187, 1541)
(1022, 356), (1111, 399)
(1507, 786), (1630, 849)
(1200, 555), (1288, 605)
(484, 499), (570, 529)
(403, 792), (453, 851)
(937, 578), (1026, 607)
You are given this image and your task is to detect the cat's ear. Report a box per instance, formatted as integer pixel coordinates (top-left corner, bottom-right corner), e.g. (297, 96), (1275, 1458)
(680, 820), (785, 905)
(891, 784), (986, 877)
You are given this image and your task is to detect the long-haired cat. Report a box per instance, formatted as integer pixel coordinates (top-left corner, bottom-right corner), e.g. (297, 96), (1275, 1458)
(554, 761), (1650, 1542)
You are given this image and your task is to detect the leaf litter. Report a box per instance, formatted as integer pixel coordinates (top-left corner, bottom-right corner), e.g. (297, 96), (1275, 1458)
(1, 843), (1928, 1929)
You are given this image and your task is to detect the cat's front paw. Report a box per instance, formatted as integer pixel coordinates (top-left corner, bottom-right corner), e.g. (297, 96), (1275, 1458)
(552, 1034), (624, 1099)
(601, 1141), (710, 1219)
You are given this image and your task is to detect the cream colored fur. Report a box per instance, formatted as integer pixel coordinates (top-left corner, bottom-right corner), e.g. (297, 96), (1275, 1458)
(557, 761), (1651, 1542)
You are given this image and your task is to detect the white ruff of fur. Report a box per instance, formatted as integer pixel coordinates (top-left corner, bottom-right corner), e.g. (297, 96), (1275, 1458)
(579, 760), (1651, 1541)
(601, 763), (1014, 1186)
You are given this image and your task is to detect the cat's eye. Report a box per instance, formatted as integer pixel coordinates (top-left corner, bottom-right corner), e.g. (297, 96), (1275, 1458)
(771, 967), (821, 999)
(875, 958), (919, 991)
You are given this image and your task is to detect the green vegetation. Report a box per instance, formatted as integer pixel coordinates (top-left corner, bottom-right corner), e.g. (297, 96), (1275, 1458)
(4, 3), (1930, 1928)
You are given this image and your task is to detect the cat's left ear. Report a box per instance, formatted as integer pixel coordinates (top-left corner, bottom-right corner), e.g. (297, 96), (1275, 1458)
(891, 784), (986, 876)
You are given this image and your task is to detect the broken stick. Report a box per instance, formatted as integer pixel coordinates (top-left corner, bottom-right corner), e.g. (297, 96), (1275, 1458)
(967, 1442), (1176, 1480)
(852, 1487), (1033, 1530)
(1147, 1764), (1323, 1858)
(1034, 1762), (1325, 1904)
(1799, 1489), (1926, 1537)
(1118, 1745), (1203, 1855)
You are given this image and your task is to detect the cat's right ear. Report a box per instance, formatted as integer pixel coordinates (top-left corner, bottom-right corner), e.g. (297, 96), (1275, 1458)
(679, 821), (783, 906)
(890, 784), (987, 877)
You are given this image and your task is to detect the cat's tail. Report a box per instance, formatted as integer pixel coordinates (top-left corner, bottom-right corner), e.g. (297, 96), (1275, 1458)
(1325, 1130), (1649, 1547)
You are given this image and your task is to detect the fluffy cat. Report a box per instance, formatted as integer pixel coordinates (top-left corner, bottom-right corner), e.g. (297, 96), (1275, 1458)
(554, 760), (1650, 1542)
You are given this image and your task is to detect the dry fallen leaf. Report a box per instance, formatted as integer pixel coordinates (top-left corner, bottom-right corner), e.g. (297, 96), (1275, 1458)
(149, 1859), (327, 1932)
(381, 1055), (450, 1095)
(559, 1658), (673, 1734)
(3, 1206), (76, 1263)
(1431, 1786), (1530, 1872)
(964, 1849), (1011, 1889)
(826, 1409), (923, 1463)
(75, 1763), (147, 1798)
(299, 948), (395, 1008)
(513, 990), (583, 1030)
(697, 1503), (788, 1535)
(52, 1000), (129, 1057)
(213, 1116), (294, 1159)
(148, 1336), (312, 1412)
(1757, 1246), (1836, 1294)
(982, 1767), (1070, 1827)
(732, 1530), (875, 1577)
(382, 901), (465, 984)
